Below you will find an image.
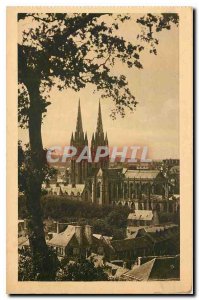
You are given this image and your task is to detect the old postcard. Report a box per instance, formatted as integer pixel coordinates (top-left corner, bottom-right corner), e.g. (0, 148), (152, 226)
(7, 6), (193, 294)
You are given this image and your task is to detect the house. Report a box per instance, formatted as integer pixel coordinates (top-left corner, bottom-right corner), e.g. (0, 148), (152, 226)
(126, 210), (159, 238)
(42, 182), (91, 201)
(110, 224), (179, 265)
(47, 224), (113, 259)
(105, 262), (129, 280)
(110, 237), (152, 266)
(18, 236), (29, 250)
(88, 253), (129, 280)
(120, 255), (180, 281)
(135, 224), (180, 256)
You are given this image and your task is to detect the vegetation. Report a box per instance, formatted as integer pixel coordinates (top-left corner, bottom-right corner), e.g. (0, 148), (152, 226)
(158, 211), (180, 225)
(18, 248), (59, 281)
(56, 258), (108, 281)
(18, 248), (107, 281)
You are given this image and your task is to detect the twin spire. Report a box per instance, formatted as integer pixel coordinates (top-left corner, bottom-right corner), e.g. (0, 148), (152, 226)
(76, 99), (83, 134)
(70, 99), (108, 147)
(96, 101), (103, 134)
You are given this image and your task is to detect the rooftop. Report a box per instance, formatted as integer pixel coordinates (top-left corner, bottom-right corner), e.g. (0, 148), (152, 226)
(121, 255), (180, 281)
(48, 225), (75, 247)
(111, 236), (151, 252)
(128, 210), (153, 221)
(124, 170), (160, 180)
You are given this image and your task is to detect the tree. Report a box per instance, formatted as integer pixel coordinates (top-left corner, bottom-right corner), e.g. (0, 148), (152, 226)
(56, 258), (108, 281)
(18, 13), (178, 279)
(18, 248), (59, 281)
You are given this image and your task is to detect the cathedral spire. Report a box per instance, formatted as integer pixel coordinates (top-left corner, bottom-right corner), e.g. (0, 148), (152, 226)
(76, 99), (83, 133)
(105, 132), (108, 145)
(96, 100), (103, 134)
(70, 132), (74, 145)
(85, 132), (88, 145)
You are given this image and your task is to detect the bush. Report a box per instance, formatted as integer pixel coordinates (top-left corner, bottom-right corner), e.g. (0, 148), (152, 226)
(18, 249), (108, 281)
(18, 248), (59, 281)
(56, 258), (108, 281)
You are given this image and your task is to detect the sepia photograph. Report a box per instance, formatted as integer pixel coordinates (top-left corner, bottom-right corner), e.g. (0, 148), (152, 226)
(6, 6), (193, 294)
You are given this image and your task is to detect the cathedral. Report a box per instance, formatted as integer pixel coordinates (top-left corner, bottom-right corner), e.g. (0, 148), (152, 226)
(70, 99), (109, 185)
(70, 99), (110, 205)
(68, 100), (180, 214)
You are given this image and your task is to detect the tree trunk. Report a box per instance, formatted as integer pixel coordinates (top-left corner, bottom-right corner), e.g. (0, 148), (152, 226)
(24, 81), (56, 280)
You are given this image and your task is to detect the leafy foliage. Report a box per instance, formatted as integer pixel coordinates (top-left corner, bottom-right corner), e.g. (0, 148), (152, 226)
(19, 248), (107, 281)
(18, 140), (57, 193)
(158, 211), (180, 225)
(56, 258), (108, 281)
(18, 13), (178, 124)
(137, 13), (179, 55)
(18, 248), (59, 281)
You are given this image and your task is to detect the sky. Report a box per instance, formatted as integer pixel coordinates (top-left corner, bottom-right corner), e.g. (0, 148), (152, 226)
(18, 14), (179, 159)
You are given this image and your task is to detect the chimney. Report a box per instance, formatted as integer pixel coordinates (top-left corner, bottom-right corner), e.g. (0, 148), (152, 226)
(54, 221), (64, 234)
(75, 226), (83, 245)
(24, 219), (27, 230)
(85, 225), (93, 245)
(55, 221), (60, 234)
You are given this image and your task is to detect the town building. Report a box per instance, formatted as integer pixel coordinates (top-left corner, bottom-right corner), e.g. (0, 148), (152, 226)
(110, 224), (179, 265)
(126, 210), (159, 237)
(120, 255), (180, 281)
(47, 224), (114, 259)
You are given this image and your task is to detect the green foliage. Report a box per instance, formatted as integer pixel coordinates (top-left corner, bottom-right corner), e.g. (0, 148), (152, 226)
(18, 248), (60, 281)
(18, 13), (179, 126)
(136, 13), (179, 55)
(18, 249), (36, 281)
(19, 248), (107, 281)
(18, 141), (57, 193)
(56, 258), (108, 281)
(106, 206), (129, 228)
(158, 211), (180, 225)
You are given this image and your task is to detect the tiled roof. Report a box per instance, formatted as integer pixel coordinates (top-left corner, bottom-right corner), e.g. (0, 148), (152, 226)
(46, 186), (61, 195)
(127, 224), (178, 236)
(93, 234), (103, 240)
(144, 224), (178, 233)
(48, 225), (75, 247)
(128, 210), (153, 221)
(60, 184), (85, 196)
(111, 237), (151, 252)
(121, 255), (180, 281)
(149, 195), (164, 202)
(105, 262), (129, 278)
(170, 165), (180, 174)
(18, 236), (29, 248)
(125, 170), (160, 179)
(103, 168), (123, 178)
(169, 194), (180, 201)
(125, 259), (155, 281)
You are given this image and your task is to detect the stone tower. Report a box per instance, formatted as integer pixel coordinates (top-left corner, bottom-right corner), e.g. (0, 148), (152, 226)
(70, 99), (89, 185)
(91, 101), (109, 170)
(91, 101), (109, 205)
